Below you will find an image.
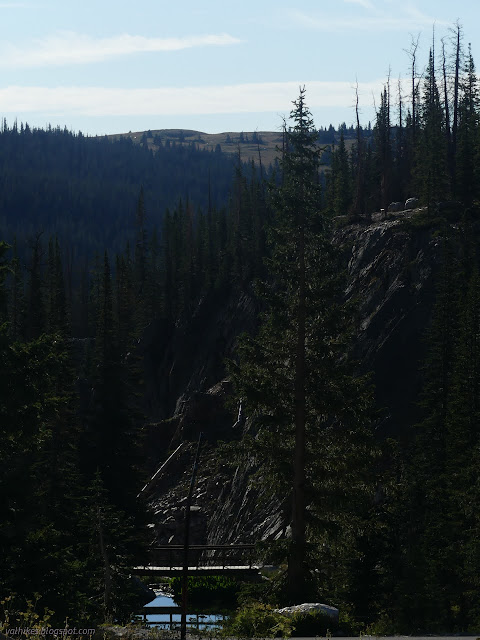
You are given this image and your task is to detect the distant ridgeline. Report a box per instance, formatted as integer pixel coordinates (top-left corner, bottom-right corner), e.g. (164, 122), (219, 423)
(0, 121), (240, 261)
(0, 120), (374, 267)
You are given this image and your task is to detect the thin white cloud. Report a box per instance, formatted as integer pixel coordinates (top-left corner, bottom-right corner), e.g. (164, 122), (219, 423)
(0, 31), (242, 68)
(0, 2), (40, 6)
(0, 81), (386, 117)
(343, 0), (375, 9)
(284, 5), (448, 31)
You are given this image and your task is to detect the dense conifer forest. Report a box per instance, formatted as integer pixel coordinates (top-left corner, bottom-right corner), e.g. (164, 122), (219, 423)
(0, 123), (237, 262)
(2, 24), (480, 633)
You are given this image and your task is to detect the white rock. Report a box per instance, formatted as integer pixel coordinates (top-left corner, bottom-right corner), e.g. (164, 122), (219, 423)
(276, 602), (339, 621)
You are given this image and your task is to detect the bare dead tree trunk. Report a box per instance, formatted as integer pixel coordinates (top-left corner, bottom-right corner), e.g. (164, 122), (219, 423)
(97, 507), (112, 620)
(351, 80), (365, 217)
(441, 37), (453, 197)
(405, 34), (421, 144)
(451, 21), (463, 195)
(398, 75), (403, 129)
(397, 76), (407, 202)
(385, 70), (392, 207)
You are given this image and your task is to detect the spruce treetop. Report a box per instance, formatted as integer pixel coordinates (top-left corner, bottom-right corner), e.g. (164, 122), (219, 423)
(284, 87), (321, 174)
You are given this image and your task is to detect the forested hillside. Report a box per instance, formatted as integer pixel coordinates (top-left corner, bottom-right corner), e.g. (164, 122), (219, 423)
(0, 123), (237, 262)
(2, 24), (480, 634)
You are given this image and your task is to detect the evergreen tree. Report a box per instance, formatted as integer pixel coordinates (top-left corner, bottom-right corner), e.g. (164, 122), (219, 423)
(115, 248), (135, 353)
(331, 132), (352, 214)
(144, 225), (162, 320)
(76, 472), (144, 623)
(0, 322), (85, 623)
(0, 241), (9, 322)
(456, 45), (480, 205)
(45, 236), (68, 334)
(82, 251), (143, 512)
(133, 186), (148, 328)
(450, 22), (464, 192)
(442, 267), (480, 627)
(8, 238), (25, 340)
(416, 48), (449, 208)
(230, 88), (374, 601)
(25, 232), (45, 340)
(374, 85), (393, 209)
(401, 231), (461, 629)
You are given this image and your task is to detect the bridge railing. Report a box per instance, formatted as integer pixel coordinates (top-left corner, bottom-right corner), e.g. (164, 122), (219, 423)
(147, 544), (258, 569)
(138, 607), (226, 629)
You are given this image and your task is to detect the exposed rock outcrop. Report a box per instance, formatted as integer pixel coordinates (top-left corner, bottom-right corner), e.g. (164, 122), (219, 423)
(338, 210), (442, 437)
(140, 290), (257, 425)
(388, 201), (404, 212)
(143, 208), (449, 545)
(276, 602), (340, 622)
(405, 196), (419, 209)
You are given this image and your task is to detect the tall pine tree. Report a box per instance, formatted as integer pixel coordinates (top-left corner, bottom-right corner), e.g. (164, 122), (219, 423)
(230, 88), (374, 602)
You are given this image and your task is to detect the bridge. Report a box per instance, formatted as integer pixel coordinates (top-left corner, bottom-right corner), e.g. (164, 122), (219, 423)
(133, 543), (262, 578)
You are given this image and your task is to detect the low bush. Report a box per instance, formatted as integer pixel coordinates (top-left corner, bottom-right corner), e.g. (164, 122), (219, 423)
(0, 594), (54, 639)
(222, 602), (293, 638)
(289, 610), (338, 637)
(337, 607), (365, 636)
(365, 612), (401, 635)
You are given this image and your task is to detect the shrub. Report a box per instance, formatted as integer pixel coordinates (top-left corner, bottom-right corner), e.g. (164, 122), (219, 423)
(289, 610), (338, 637)
(365, 612), (399, 635)
(338, 607), (365, 636)
(222, 602), (293, 638)
(0, 594), (54, 638)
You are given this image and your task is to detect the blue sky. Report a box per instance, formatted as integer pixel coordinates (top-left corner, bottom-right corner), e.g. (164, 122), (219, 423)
(0, 0), (478, 135)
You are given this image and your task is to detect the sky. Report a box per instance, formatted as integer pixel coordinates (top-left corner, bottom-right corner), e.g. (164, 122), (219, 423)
(0, 0), (478, 136)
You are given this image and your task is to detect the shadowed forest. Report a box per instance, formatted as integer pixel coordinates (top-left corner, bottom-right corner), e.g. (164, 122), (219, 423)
(1, 25), (480, 634)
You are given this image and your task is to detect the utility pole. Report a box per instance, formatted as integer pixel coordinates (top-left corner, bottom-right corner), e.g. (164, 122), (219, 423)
(180, 433), (203, 640)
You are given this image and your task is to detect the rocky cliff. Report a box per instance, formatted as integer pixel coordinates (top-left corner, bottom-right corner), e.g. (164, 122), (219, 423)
(141, 207), (447, 547)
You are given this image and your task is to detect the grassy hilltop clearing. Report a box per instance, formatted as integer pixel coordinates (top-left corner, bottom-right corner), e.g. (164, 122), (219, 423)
(108, 128), (285, 165)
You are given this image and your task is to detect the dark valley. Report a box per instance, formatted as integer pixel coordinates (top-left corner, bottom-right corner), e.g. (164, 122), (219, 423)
(2, 25), (480, 637)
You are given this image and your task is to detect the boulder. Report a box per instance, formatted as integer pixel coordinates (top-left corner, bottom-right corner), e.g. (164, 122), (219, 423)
(276, 602), (339, 622)
(388, 201), (404, 212)
(405, 197), (419, 209)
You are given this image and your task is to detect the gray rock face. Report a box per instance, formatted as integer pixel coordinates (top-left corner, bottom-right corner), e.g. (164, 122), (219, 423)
(405, 196), (419, 209)
(388, 201), (404, 212)
(207, 429), (287, 545)
(140, 290), (257, 426)
(337, 214), (443, 436)
(147, 444), (228, 546)
(145, 213), (448, 545)
(146, 421), (286, 548)
(276, 602), (339, 621)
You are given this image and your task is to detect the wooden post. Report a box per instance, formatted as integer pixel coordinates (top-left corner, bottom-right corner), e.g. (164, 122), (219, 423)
(180, 433), (203, 640)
